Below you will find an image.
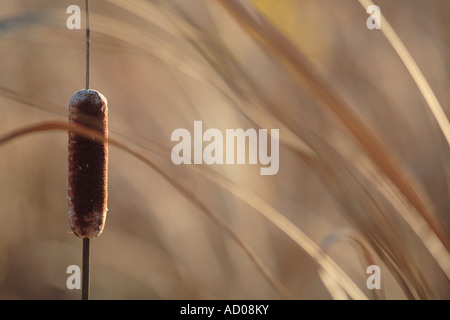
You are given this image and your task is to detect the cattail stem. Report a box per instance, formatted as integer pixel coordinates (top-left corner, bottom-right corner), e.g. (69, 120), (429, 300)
(85, 0), (90, 89)
(82, 238), (90, 300)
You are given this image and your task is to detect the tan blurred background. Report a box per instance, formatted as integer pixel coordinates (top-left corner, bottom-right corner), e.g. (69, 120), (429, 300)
(0, 0), (448, 299)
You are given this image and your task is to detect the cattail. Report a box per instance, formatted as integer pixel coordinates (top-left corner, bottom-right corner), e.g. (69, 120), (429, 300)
(68, 89), (108, 238)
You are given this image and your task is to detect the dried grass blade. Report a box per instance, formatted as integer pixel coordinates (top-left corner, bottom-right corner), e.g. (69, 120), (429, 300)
(185, 164), (368, 300)
(321, 228), (384, 300)
(358, 0), (450, 148)
(0, 120), (294, 300)
(0, 85), (65, 116)
(214, 0), (449, 265)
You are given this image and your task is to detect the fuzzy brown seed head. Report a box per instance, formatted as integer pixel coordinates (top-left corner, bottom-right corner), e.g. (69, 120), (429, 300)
(68, 89), (108, 238)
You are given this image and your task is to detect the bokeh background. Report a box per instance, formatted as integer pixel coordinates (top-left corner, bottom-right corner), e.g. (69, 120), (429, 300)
(0, 0), (448, 299)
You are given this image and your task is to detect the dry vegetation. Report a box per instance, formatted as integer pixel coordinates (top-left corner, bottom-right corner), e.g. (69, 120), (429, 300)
(0, 0), (448, 299)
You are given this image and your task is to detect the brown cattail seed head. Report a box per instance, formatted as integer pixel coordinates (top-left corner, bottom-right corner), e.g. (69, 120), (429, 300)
(68, 89), (108, 238)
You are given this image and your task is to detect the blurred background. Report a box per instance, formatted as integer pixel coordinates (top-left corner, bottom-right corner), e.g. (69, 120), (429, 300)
(0, 0), (448, 299)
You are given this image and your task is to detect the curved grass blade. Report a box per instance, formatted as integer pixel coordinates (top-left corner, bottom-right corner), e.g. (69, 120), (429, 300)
(0, 120), (371, 299)
(214, 0), (449, 278)
(0, 120), (294, 300)
(358, 0), (450, 148)
(321, 228), (384, 300)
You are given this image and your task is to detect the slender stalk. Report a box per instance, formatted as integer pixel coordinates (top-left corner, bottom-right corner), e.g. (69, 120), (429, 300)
(85, 0), (90, 89)
(82, 238), (90, 300)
